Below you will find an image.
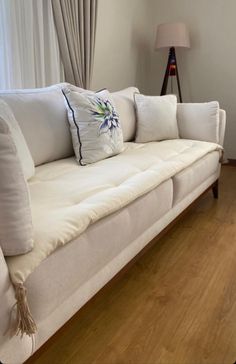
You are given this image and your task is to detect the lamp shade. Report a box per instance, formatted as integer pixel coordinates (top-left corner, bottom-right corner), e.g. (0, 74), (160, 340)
(155, 22), (190, 49)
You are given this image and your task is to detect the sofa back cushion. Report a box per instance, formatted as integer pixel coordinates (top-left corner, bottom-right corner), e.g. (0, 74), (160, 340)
(111, 87), (139, 142)
(0, 100), (35, 180)
(0, 84), (139, 166)
(0, 104), (34, 256)
(0, 84), (74, 166)
(177, 102), (220, 144)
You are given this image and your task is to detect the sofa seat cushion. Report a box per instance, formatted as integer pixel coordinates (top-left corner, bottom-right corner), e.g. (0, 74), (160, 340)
(25, 179), (173, 321)
(6, 140), (221, 286)
(173, 150), (220, 205)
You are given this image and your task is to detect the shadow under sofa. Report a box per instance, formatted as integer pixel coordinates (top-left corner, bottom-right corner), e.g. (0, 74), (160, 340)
(0, 84), (225, 364)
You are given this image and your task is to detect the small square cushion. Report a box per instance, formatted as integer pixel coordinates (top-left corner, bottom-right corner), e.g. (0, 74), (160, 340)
(135, 94), (179, 142)
(62, 88), (124, 165)
(0, 101), (34, 256)
(177, 102), (220, 143)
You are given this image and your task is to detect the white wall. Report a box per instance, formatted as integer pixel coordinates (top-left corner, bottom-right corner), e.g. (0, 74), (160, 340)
(91, 0), (154, 93)
(92, 0), (236, 157)
(149, 0), (236, 158)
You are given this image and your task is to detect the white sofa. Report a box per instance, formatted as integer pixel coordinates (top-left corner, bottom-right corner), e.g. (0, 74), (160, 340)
(0, 84), (226, 364)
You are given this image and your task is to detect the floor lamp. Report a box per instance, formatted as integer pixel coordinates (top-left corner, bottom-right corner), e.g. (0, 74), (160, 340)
(155, 23), (190, 103)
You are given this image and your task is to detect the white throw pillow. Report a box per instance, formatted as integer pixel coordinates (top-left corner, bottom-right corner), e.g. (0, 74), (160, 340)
(0, 100), (35, 180)
(111, 87), (139, 142)
(135, 94), (179, 142)
(0, 85), (74, 167)
(62, 88), (124, 165)
(0, 110), (34, 256)
(177, 102), (220, 143)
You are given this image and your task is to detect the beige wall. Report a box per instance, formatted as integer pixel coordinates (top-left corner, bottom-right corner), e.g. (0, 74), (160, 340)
(91, 0), (154, 93)
(92, 0), (236, 158)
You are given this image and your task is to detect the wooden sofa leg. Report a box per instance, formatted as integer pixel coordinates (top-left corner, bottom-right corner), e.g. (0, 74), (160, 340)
(212, 180), (219, 199)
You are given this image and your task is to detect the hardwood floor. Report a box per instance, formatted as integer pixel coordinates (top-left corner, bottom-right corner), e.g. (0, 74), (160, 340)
(27, 166), (236, 364)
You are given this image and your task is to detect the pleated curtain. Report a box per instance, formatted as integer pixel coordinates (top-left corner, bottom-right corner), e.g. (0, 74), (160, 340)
(52, 0), (97, 89)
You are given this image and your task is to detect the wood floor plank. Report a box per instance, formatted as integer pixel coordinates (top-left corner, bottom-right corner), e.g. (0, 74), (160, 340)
(26, 166), (236, 364)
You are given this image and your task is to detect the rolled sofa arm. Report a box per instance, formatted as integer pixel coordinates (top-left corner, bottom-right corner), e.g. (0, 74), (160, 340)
(0, 248), (26, 364)
(0, 248), (32, 363)
(177, 102), (226, 146)
(219, 109), (226, 147)
(0, 247), (15, 330)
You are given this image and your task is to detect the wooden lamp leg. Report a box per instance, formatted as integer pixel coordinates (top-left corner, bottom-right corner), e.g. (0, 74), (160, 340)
(174, 48), (182, 103)
(160, 47), (183, 103)
(160, 48), (172, 96)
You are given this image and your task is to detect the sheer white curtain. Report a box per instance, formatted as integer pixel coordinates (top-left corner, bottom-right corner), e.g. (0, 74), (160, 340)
(0, 0), (63, 89)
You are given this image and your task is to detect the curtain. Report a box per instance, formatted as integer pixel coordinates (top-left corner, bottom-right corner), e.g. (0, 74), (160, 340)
(0, 0), (63, 89)
(52, 0), (97, 89)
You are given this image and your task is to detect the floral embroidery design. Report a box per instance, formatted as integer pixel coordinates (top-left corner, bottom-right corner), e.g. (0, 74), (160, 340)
(91, 97), (120, 134)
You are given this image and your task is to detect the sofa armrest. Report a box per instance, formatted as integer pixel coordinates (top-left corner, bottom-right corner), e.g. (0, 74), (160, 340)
(219, 109), (226, 147)
(177, 102), (226, 145)
(0, 251), (31, 363)
(0, 248), (15, 339)
(0, 248), (32, 364)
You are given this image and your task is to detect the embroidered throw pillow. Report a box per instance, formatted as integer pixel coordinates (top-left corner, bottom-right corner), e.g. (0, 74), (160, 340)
(135, 94), (179, 142)
(62, 88), (124, 165)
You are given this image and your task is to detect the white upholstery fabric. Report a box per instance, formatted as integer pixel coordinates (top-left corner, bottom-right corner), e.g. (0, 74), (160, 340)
(62, 87), (124, 165)
(0, 248), (32, 364)
(26, 179), (173, 321)
(0, 83), (225, 363)
(177, 102), (220, 143)
(0, 107), (34, 256)
(0, 100), (34, 180)
(0, 84), (74, 166)
(173, 151), (220, 204)
(0, 168), (220, 364)
(6, 139), (221, 285)
(135, 94), (179, 142)
(219, 109), (226, 147)
(111, 87), (139, 142)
